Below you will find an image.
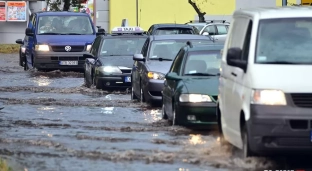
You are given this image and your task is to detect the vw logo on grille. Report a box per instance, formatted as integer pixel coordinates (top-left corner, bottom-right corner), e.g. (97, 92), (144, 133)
(65, 46), (71, 52)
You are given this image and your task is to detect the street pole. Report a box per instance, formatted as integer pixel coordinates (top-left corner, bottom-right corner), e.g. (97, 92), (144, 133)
(282, 0), (287, 6)
(136, 0), (138, 26)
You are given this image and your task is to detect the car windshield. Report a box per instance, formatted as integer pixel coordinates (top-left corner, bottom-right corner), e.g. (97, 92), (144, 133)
(37, 15), (94, 35)
(149, 39), (213, 60)
(183, 50), (221, 76)
(100, 37), (146, 56)
(256, 18), (312, 64)
(154, 28), (194, 35)
(193, 25), (205, 31)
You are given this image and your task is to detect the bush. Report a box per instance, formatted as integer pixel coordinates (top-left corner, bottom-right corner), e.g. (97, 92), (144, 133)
(0, 44), (20, 54)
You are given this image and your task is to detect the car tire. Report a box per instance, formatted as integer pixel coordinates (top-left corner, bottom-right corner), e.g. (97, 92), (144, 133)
(131, 86), (138, 100)
(140, 82), (145, 102)
(161, 102), (168, 119)
(84, 72), (91, 88)
(242, 125), (253, 159)
(19, 50), (22, 67)
(172, 105), (179, 126)
(24, 58), (28, 71)
(217, 104), (228, 146)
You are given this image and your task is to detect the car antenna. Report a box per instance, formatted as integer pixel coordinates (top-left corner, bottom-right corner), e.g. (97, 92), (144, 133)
(186, 41), (193, 48)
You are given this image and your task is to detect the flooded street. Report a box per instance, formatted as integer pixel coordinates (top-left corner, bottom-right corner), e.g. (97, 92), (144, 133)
(0, 54), (309, 171)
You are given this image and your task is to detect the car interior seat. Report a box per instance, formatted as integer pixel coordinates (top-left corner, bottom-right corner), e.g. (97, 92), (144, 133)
(184, 60), (207, 74)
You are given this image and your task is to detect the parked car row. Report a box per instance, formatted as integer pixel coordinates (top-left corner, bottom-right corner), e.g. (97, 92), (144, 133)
(15, 7), (312, 159)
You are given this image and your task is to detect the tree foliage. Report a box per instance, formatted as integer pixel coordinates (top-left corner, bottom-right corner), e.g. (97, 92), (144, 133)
(188, 0), (207, 22)
(46, 0), (83, 11)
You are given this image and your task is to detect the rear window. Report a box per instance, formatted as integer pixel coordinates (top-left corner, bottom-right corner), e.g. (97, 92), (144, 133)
(154, 28), (194, 35)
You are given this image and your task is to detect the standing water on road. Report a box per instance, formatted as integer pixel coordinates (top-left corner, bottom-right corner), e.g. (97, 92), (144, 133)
(0, 54), (307, 171)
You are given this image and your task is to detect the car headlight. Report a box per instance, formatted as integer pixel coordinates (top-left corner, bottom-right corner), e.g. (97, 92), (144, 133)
(21, 47), (26, 53)
(179, 94), (212, 103)
(86, 45), (92, 51)
(35, 45), (49, 51)
(99, 66), (122, 73)
(147, 72), (165, 80)
(251, 90), (286, 105)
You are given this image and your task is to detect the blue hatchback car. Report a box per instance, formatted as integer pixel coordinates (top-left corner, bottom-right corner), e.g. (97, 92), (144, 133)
(24, 11), (104, 71)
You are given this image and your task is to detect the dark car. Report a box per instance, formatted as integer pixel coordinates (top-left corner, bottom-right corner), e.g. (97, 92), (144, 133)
(15, 38), (26, 69)
(147, 24), (197, 35)
(131, 34), (215, 105)
(162, 43), (223, 126)
(83, 26), (147, 90)
(24, 11), (105, 71)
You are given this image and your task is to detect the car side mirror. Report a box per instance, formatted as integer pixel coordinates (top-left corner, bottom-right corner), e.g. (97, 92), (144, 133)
(202, 32), (209, 36)
(83, 53), (95, 59)
(133, 54), (144, 61)
(25, 28), (33, 36)
(15, 39), (23, 44)
(165, 72), (181, 80)
(226, 47), (247, 71)
(96, 28), (105, 36)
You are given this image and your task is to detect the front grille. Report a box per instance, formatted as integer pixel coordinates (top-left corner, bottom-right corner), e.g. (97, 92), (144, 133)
(120, 69), (131, 74)
(290, 93), (312, 108)
(50, 45), (85, 52)
(51, 56), (84, 61)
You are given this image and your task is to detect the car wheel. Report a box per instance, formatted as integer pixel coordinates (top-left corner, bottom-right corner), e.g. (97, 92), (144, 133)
(140, 83), (145, 102)
(131, 86), (138, 100)
(24, 58), (28, 71)
(84, 72), (91, 88)
(217, 105), (228, 145)
(242, 125), (253, 159)
(19, 51), (22, 67)
(161, 103), (168, 119)
(172, 106), (178, 126)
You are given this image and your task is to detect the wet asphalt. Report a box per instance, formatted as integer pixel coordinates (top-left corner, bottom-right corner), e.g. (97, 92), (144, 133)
(0, 53), (311, 171)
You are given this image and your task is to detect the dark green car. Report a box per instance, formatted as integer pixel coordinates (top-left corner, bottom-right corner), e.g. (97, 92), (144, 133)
(161, 43), (223, 126)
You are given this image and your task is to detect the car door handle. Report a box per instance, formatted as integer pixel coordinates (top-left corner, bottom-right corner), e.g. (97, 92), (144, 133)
(231, 72), (237, 77)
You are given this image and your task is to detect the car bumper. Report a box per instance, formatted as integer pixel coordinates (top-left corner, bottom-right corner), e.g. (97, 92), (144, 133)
(96, 73), (131, 89)
(176, 102), (217, 125)
(145, 79), (164, 102)
(33, 51), (86, 69)
(247, 104), (312, 154)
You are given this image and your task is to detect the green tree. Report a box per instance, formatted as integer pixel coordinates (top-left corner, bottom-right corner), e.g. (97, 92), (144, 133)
(188, 0), (207, 22)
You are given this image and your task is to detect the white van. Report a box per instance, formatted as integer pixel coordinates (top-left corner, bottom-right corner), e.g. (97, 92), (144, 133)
(218, 7), (312, 158)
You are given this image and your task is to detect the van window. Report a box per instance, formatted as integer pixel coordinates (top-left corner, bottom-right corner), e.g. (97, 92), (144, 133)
(255, 18), (312, 64)
(242, 21), (252, 61)
(37, 15), (94, 35)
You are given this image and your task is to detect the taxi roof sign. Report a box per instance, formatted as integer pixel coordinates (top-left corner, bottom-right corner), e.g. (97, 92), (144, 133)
(111, 27), (145, 34)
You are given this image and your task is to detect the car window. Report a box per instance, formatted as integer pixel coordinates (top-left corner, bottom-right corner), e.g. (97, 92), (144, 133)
(255, 18), (312, 64)
(100, 37), (146, 56)
(203, 25), (216, 35)
(148, 39), (213, 60)
(170, 49), (185, 74)
(90, 37), (101, 56)
(183, 50), (221, 75)
(216, 25), (227, 35)
(37, 15), (94, 35)
(154, 28), (194, 35)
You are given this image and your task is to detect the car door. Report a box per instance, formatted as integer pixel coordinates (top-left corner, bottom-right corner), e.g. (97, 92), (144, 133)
(91, 37), (102, 83)
(164, 49), (185, 118)
(221, 17), (251, 147)
(133, 38), (149, 96)
(215, 24), (228, 41)
(25, 14), (35, 65)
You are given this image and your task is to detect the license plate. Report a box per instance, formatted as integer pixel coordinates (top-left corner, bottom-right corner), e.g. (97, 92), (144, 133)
(59, 61), (78, 65)
(125, 76), (131, 82)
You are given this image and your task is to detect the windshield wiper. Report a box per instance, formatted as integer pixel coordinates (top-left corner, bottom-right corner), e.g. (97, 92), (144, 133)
(150, 58), (172, 61)
(62, 33), (83, 35)
(38, 33), (62, 35)
(258, 61), (301, 64)
(185, 73), (219, 76)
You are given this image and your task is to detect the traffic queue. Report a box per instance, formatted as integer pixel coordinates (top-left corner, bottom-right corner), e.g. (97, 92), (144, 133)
(15, 7), (312, 159)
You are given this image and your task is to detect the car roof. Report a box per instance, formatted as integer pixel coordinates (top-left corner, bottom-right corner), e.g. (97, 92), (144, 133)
(36, 11), (89, 16)
(188, 44), (224, 52)
(234, 6), (312, 19)
(150, 34), (211, 41)
(187, 23), (207, 26)
(152, 23), (193, 28)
